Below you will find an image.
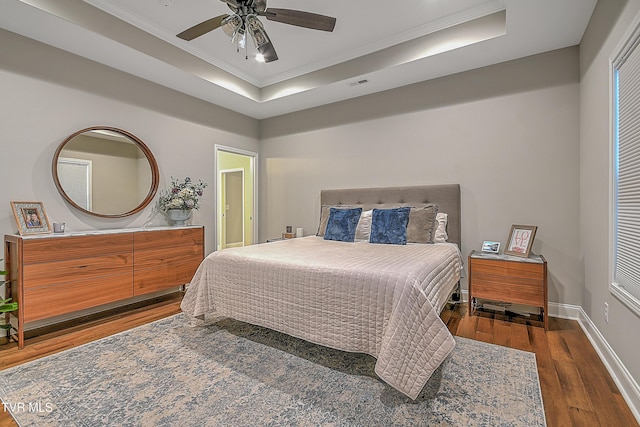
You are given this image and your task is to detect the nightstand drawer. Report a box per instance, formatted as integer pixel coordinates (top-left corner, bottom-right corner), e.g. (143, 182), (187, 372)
(470, 276), (545, 306)
(471, 258), (544, 280)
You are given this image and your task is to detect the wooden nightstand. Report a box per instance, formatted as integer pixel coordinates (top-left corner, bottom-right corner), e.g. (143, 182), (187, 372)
(468, 250), (548, 330)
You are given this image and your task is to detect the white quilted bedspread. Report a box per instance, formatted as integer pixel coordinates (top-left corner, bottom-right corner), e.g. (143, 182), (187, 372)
(181, 236), (462, 399)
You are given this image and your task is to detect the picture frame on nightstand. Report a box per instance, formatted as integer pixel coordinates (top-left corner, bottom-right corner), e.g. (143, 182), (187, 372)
(481, 241), (500, 253)
(504, 224), (537, 257)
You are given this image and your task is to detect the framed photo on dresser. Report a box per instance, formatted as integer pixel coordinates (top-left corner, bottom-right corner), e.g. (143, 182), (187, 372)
(504, 224), (537, 257)
(10, 201), (52, 235)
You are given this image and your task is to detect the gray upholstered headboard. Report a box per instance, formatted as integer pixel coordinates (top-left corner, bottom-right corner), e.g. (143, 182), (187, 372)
(320, 184), (461, 248)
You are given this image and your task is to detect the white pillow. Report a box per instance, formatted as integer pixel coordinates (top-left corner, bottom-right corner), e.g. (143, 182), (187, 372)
(434, 212), (448, 243)
(355, 209), (373, 241)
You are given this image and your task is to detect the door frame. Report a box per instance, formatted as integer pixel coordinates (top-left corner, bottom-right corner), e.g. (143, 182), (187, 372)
(214, 144), (258, 250)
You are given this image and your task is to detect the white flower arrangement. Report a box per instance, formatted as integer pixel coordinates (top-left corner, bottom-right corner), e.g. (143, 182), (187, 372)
(158, 177), (207, 212)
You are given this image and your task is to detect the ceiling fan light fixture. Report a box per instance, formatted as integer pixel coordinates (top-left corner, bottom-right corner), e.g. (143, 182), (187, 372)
(246, 15), (266, 48)
(257, 42), (278, 63)
(253, 0), (267, 12)
(232, 29), (246, 49)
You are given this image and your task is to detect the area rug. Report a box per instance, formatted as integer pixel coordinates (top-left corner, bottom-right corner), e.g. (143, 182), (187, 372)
(0, 313), (546, 426)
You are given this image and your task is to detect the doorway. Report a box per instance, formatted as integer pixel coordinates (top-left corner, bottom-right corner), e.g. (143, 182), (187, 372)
(215, 145), (257, 250)
(220, 169), (244, 248)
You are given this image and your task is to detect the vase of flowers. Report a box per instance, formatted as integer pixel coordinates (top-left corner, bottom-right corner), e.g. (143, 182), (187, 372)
(158, 177), (207, 226)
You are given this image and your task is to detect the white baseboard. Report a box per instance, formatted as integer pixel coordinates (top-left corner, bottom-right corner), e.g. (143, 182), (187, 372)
(549, 302), (640, 424)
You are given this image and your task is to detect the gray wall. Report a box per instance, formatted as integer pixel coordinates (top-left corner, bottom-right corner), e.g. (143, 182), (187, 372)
(0, 29), (260, 255)
(580, 0), (640, 385)
(260, 47), (581, 306)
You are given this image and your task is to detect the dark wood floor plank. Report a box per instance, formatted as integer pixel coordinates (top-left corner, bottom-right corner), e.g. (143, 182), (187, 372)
(554, 359), (594, 412)
(568, 407), (602, 427)
(528, 323), (575, 426)
(509, 321), (533, 352)
(547, 330), (573, 363)
(455, 309), (478, 339)
(476, 315), (493, 336)
(492, 319), (512, 347)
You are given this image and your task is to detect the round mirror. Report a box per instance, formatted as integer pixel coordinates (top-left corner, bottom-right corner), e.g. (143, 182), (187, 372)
(52, 127), (160, 218)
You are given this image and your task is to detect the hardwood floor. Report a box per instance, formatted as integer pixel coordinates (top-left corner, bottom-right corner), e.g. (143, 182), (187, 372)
(0, 297), (638, 426)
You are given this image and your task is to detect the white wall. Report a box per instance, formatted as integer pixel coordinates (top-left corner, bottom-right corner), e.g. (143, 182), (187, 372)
(260, 47), (581, 305)
(0, 29), (260, 256)
(580, 0), (640, 388)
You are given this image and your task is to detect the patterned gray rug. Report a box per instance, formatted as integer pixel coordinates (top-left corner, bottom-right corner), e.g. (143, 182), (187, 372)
(0, 313), (545, 426)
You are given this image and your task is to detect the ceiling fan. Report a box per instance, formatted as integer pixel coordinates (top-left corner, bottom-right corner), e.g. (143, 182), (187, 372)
(176, 0), (337, 63)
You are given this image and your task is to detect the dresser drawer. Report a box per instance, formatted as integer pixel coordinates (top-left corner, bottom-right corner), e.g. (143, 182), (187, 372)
(23, 254), (133, 288)
(21, 234), (133, 265)
(133, 245), (203, 268)
(134, 258), (202, 295)
(22, 272), (133, 322)
(134, 228), (203, 250)
(133, 227), (204, 295)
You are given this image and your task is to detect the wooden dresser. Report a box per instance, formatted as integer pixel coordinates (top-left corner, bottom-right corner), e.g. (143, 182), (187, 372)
(468, 250), (548, 330)
(4, 226), (204, 348)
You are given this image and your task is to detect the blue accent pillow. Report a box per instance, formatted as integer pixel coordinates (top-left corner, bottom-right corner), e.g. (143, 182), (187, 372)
(324, 207), (363, 242)
(369, 207), (411, 245)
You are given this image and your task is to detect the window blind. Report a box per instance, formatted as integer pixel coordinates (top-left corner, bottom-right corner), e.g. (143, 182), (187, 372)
(613, 29), (640, 310)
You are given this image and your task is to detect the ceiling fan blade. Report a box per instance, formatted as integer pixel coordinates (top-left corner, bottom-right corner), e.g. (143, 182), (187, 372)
(263, 8), (336, 32)
(177, 14), (230, 41)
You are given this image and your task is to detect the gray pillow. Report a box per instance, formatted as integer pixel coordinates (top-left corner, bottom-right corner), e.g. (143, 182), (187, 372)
(316, 205), (332, 237)
(406, 204), (439, 244)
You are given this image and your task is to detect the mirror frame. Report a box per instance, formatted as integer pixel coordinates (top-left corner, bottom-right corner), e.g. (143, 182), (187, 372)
(52, 126), (160, 218)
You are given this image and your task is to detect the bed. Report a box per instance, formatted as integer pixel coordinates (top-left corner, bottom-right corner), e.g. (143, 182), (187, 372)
(181, 184), (462, 399)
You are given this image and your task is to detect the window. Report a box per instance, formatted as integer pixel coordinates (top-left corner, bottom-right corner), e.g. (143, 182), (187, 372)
(611, 17), (640, 316)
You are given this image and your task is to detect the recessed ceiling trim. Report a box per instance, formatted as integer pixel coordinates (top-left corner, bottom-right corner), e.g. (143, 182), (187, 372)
(259, 0), (506, 87)
(260, 11), (507, 103)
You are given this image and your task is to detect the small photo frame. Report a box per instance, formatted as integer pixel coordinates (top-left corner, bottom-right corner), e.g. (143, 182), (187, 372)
(481, 241), (501, 253)
(10, 201), (52, 235)
(504, 224), (537, 257)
